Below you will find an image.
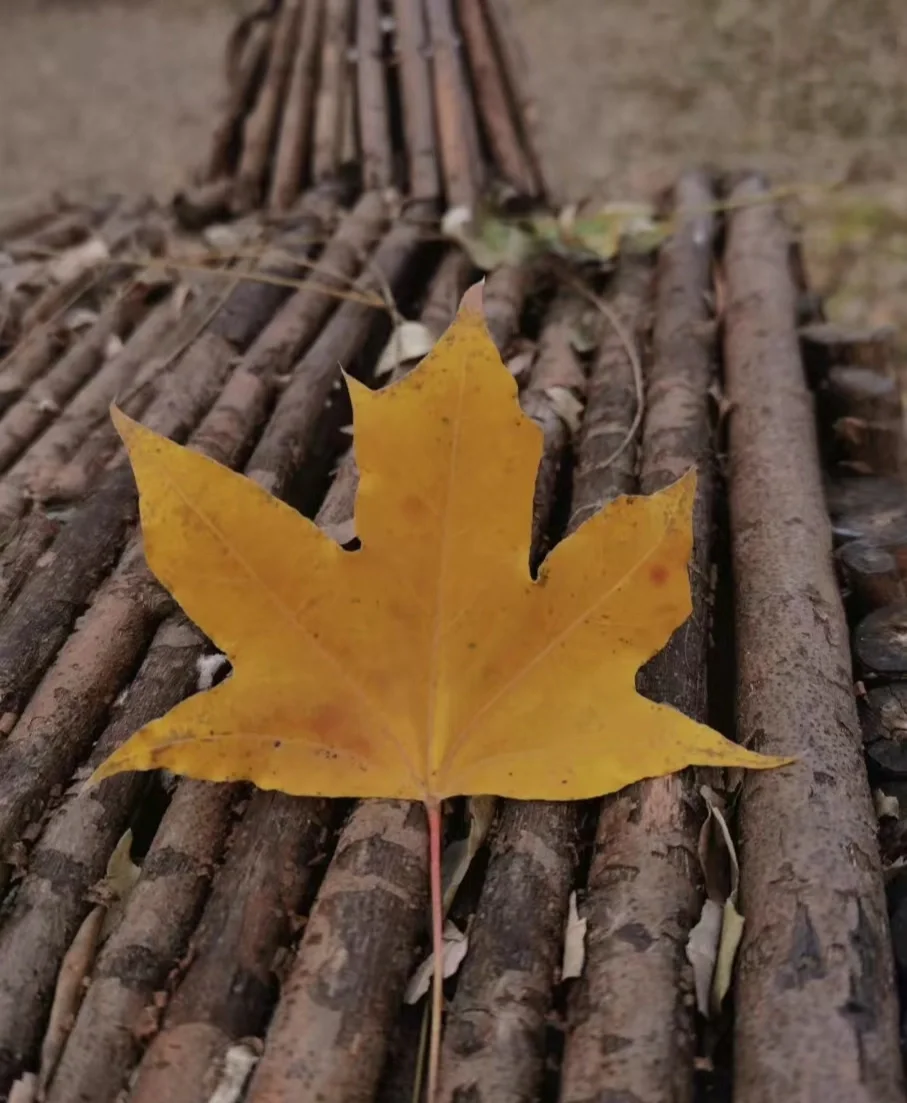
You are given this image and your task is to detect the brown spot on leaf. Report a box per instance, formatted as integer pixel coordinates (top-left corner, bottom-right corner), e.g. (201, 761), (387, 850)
(649, 564), (669, 586)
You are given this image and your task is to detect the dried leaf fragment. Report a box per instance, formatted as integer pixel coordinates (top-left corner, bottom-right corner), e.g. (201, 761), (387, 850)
(405, 921), (469, 1004)
(441, 207), (537, 271)
(375, 321), (437, 378)
(685, 785), (745, 1017)
(38, 906), (106, 1093)
(8, 1073), (37, 1103)
(206, 1042), (261, 1103)
(561, 891), (587, 980)
(441, 795), (496, 911)
(49, 237), (109, 284)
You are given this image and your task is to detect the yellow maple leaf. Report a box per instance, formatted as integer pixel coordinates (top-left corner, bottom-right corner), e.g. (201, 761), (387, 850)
(92, 285), (789, 804)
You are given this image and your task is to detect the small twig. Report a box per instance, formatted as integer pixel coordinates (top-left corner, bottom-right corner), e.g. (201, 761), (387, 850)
(366, 253), (405, 328)
(0, 270), (105, 374)
(568, 276), (644, 473)
(107, 255), (388, 312)
(111, 272), (242, 413)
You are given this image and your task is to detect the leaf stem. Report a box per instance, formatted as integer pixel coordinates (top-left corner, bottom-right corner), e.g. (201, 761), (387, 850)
(426, 799), (444, 1103)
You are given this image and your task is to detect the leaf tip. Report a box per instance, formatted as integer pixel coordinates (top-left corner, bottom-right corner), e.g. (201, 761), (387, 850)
(458, 279), (486, 320)
(109, 403), (143, 451)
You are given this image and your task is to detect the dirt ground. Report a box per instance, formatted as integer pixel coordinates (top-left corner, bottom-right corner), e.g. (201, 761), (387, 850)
(2, 0), (907, 326)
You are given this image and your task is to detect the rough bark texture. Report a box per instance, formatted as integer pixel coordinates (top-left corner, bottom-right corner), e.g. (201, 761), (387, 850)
(0, 334), (230, 733)
(520, 292), (587, 559)
(246, 802), (430, 1103)
(0, 512), (58, 618)
(269, 0), (324, 210)
(425, 0), (482, 210)
(45, 780), (237, 1103)
(438, 254), (649, 1103)
(482, 261), (535, 358)
(311, 0), (353, 184)
(724, 176), (903, 1103)
(800, 321), (897, 382)
(824, 365), (904, 477)
(457, 0), (540, 197)
(234, 0), (304, 212)
(356, 0), (394, 191)
(245, 203), (435, 494)
(0, 286), (221, 537)
(0, 285), (150, 476)
(483, 0), (549, 202)
(0, 619), (205, 1099)
(840, 538), (907, 616)
(560, 171), (717, 1103)
(125, 792), (336, 1103)
(438, 804), (575, 1103)
(0, 204), (337, 731)
(393, 0), (440, 199)
(203, 17), (273, 184)
(0, 328), (68, 418)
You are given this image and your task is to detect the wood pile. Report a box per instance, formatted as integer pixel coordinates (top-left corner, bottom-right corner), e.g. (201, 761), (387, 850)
(178, 0), (547, 226)
(0, 163), (904, 1103)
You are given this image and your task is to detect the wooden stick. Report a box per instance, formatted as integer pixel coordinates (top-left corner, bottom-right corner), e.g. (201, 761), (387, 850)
(356, 0), (394, 190)
(244, 202), (433, 492)
(0, 513), (58, 620)
(0, 328), (68, 418)
(0, 618), (202, 1098)
(44, 779), (238, 1103)
(5, 211), (93, 258)
(311, 0), (354, 183)
(0, 205), (336, 762)
(823, 365), (904, 477)
(0, 349), (231, 849)
(123, 791), (337, 1103)
(456, 0), (539, 196)
(560, 172), (718, 1103)
(800, 321), (897, 380)
(0, 290), (219, 538)
(234, 0), (304, 212)
(173, 178), (234, 231)
(723, 175), (903, 1103)
(481, 261), (533, 356)
(0, 286), (151, 478)
(839, 537), (907, 615)
(203, 18), (273, 184)
(392, 0), (440, 200)
(425, 0), (482, 210)
(269, 0), (325, 210)
(483, 0), (549, 202)
(0, 193), (70, 243)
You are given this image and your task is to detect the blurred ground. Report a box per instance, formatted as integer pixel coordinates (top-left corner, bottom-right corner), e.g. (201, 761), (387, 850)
(2, 0), (906, 328)
(0, 0), (239, 205)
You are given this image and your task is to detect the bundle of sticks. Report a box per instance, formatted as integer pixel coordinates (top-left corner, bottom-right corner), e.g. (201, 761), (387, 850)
(0, 172), (903, 1103)
(179, 0), (548, 227)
